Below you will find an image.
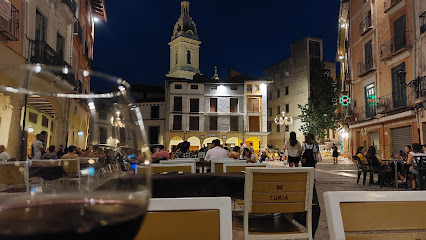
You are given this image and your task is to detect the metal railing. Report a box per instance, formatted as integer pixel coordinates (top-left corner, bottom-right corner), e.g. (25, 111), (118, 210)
(73, 20), (83, 43)
(380, 31), (412, 60)
(421, 12), (426, 35)
(31, 40), (76, 88)
(410, 76), (426, 100)
(384, 0), (403, 13)
(0, 3), (19, 41)
(376, 89), (413, 113)
(61, 0), (76, 14)
(360, 14), (372, 35)
(357, 56), (374, 77)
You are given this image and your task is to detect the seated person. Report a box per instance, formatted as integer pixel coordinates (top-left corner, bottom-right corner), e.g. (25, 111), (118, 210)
(242, 148), (257, 163)
(228, 146), (240, 159)
(152, 145), (170, 163)
(205, 139), (228, 161)
(356, 147), (367, 165)
(365, 146), (390, 173)
(173, 141), (196, 159)
(42, 145), (58, 159)
(407, 143), (426, 190)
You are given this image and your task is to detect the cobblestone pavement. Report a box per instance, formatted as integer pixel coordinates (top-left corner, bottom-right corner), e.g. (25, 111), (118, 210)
(233, 159), (409, 240)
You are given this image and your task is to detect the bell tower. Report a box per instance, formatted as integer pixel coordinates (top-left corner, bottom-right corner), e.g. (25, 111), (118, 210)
(167, 1), (201, 80)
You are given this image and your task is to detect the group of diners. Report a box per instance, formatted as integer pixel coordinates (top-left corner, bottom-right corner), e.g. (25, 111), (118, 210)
(356, 143), (426, 190)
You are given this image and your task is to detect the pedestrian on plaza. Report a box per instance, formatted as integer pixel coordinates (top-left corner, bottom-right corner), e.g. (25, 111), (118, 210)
(42, 145), (58, 159)
(239, 142), (248, 159)
(228, 146), (241, 159)
(301, 134), (317, 168)
(205, 139), (228, 161)
(0, 145), (11, 161)
(174, 141), (196, 158)
(32, 134), (44, 159)
(332, 143), (339, 164)
(308, 133), (321, 163)
(284, 131), (302, 167)
(242, 148), (257, 163)
(249, 143), (255, 153)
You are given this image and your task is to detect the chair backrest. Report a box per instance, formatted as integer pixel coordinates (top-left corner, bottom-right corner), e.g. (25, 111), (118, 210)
(0, 161), (29, 192)
(160, 159), (197, 164)
(352, 155), (363, 170)
(174, 158), (200, 162)
(324, 191), (426, 240)
(151, 163), (195, 173)
(223, 163), (267, 173)
(413, 155), (426, 169)
(31, 159), (61, 166)
(60, 158), (80, 174)
(135, 197), (232, 240)
(211, 159), (245, 173)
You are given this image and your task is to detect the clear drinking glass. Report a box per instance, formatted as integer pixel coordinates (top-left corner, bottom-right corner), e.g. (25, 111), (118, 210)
(0, 64), (151, 240)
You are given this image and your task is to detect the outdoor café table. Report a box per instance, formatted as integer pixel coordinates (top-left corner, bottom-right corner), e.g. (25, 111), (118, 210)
(29, 165), (67, 181)
(382, 159), (405, 188)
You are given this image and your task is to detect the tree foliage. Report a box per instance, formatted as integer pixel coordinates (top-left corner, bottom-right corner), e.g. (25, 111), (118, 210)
(298, 61), (339, 139)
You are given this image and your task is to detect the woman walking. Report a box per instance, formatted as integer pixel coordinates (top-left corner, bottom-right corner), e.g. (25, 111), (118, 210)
(302, 134), (318, 168)
(283, 132), (302, 167)
(332, 143), (339, 164)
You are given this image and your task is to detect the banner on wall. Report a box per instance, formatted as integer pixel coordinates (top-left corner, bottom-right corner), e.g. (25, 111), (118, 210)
(0, 0), (11, 21)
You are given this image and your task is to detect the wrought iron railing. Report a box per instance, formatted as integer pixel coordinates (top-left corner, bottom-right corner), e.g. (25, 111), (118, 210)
(421, 11), (426, 35)
(357, 56), (374, 77)
(360, 14), (372, 35)
(384, 0), (403, 13)
(31, 40), (76, 88)
(376, 89), (413, 114)
(73, 20), (83, 43)
(0, 3), (19, 41)
(380, 31), (412, 60)
(410, 76), (426, 100)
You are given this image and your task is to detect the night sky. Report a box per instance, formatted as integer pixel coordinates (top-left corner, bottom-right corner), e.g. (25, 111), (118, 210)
(93, 0), (340, 86)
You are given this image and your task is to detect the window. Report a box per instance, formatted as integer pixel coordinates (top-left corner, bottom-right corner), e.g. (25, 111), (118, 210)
(285, 104), (289, 113)
(174, 96), (182, 112)
(268, 91), (272, 100)
(119, 127), (126, 144)
(249, 116), (260, 132)
(393, 14), (407, 52)
(268, 107), (272, 116)
(285, 125), (289, 132)
(247, 98), (260, 113)
(187, 50), (191, 64)
(267, 122), (272, 132)
(247, 84), (252, 92)
(210, 98), (217, 112)
(99, 127), (107, 144)
(210, 85), (217, 90)
(42, 116), (49, 128)
(35, 10), (46, 41)
(173, 115), (182, 130)
(364, 40), (373, 71)
(276, 89), (280, 98)
(230, 116), (239, 131)
(230, 98), (238, 113)
(29, 112), (38, 124)
(276, 106), (281, 115)
(365, 83), (376, 118)
(150, 105), (159, 119)
(189, 116), (199, 131)
(231, 85), (238, 90)
(191, 85), (198, 89)
(175, 51), (178, 65)
(309, 40), (321, 60)
(276, 124), (280, 133)
(175, 84), (182, 89)
(285, 86), (289, 95)
(56, 33), (65, 59)
(99, 111), (108, 120)
(209, 116), (218, 131)
(190, 98), (199, 113)
(391, 62), (407, 108)
(255, 84), (260, 92)
(149, 126), (159, 144)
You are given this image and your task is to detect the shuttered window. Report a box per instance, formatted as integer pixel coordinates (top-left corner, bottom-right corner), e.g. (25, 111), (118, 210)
(174, 97), (182, 112)
(210, 116), (218, 131)
(230, 98), (238, 113)
(247, 98), (260, 113)
(391, 126), (412, 156)
(173, 115), (182, 131)
(190, 98), (199, 113)
(210, 98), (218, 112)
(189, 116), (199, 131)
(230, 116), (239, 131)
(249, 116), (260, 132)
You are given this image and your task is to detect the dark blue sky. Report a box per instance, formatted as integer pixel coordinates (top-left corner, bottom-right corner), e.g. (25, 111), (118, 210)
(93, 0), (340, 85)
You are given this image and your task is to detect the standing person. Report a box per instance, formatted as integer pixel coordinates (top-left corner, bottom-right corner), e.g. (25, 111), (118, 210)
(242, 148), (257, 163)
(284, 132), (302, 167)
(0, 145), (11, 161)
(42, 145), (58, 159)
(205, 139), (228, 161)
(301, 134), (318, 168)
(249, 143), (254, 154)
(32, 134), (44, 159)
(332, 143), (339, 164)
(39, 131), (48, 156)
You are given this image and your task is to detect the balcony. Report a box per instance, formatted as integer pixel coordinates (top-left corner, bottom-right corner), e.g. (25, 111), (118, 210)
(360, 14), (372, 36)
(31, 40), (76, 88)
(357, 57), (375, 77)
(73, 20), (83, 43)
(384, 0), (405, 15)
(376, 90), (413, 114)
(421, 12), (426, 35)
(380, 31), (412, 61)
(0, 3), (19, 41)
(61, 0), (76, 15)
(410, 76), (426, 103)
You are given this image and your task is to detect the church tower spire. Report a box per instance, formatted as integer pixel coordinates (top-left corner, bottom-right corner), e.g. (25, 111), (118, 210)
(167, 1), (201, 80)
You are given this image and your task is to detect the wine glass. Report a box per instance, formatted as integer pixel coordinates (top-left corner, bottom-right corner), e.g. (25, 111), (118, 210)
(0, 64), (151, 240)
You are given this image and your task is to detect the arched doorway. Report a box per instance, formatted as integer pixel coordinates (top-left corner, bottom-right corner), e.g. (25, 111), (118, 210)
(169, 136), (183, 152)
(202, 137), (223, 149)
(245, 137), (260, 155)
(226, 137), (241, 149)
(187, 136), (201, 151)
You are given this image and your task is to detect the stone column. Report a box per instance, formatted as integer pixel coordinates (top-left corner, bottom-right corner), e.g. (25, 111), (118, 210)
(52, 118), (68, 147)
(7, 101), (24, 159)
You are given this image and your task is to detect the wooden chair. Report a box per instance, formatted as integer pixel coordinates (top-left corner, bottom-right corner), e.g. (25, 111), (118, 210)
(211, 158), (245, 173)
(135, 197), (232, 240)
(161, 159), (202, 173)
(324, 191), (426, 240)
(223, 162), (267, 173)
(31, 159), (61, 166)
(243, 167), (315, 240)
(0, 161), (30, 193)
(60, 159), (81, 189)
(151, 163), (195, 174)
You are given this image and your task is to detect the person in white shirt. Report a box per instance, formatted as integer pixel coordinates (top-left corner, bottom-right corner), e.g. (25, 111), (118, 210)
(205, 139), (228, 161)
(0, 145), (10, 161)
(240, 142), (248, 159)
(32, 134), (44, 159)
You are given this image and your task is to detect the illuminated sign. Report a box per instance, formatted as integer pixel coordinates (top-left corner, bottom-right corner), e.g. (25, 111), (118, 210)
(367, 95), (377, 106)
(339, 95), (350, 106)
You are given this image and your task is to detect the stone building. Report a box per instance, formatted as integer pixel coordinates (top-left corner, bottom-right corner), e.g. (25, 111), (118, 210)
(265, 37), (336, 148)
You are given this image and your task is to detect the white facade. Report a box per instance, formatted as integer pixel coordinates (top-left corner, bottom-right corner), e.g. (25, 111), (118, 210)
(138, 101), (166, 145)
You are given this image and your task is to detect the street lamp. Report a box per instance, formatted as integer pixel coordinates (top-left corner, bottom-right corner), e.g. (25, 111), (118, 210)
(274, 111), (294, 147)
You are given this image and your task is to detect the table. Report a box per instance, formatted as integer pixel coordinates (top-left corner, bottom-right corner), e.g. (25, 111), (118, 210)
(382, 159), (405, 188)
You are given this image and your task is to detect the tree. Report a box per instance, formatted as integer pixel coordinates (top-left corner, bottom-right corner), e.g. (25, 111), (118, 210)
(298, 60), (339, 139)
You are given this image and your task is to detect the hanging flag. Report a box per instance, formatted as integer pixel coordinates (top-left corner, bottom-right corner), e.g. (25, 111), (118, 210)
(0, 0), (11, 21)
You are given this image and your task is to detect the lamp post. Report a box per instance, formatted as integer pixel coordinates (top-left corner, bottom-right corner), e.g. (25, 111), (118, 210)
(274, 111), (294, 148)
